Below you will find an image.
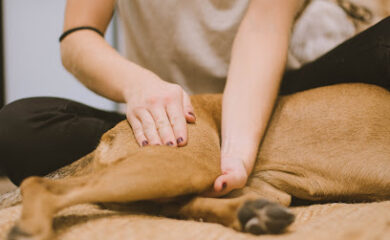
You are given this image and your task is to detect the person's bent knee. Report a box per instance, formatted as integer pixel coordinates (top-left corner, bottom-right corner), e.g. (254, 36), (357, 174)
(365, 17), (390, 88)
(0, 97), (68, 141)
(373, 16), (390, 45)
(0, 97), (71, 185)
(377, 17), (390, 87)
(379, 16), (390, 31)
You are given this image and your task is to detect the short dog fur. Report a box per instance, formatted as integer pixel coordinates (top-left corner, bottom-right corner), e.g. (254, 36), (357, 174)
(8, 83), (390, 240)
(5, 1), (390, 240)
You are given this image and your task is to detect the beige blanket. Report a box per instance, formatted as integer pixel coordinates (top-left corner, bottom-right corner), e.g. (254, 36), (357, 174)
(0, 201), (389, 240)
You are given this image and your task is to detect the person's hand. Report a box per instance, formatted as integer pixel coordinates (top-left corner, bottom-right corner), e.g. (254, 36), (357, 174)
(202, 156), (250, 197)
(124, 72), (196, 147)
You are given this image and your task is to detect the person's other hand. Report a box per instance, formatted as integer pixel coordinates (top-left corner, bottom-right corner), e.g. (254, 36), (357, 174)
(202, 156), (249, 197)
(124, 72), (196, 147)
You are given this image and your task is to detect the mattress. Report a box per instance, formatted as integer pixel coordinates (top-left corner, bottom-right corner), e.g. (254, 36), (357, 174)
(0, 200), (389, 240)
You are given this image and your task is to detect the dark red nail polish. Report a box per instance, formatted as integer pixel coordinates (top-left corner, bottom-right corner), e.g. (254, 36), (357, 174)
(222, 182), (227, 190)
(166, 141), (174, 146)
(177, 137), (184, 144)
(188, 112), (196, 119)
(142, 140), (149, 147)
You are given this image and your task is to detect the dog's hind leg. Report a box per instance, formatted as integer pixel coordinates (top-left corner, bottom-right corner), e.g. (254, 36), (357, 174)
(8, 176), (86, 240)
(9, 143), (221, 240)
(9, 96), (224, 240)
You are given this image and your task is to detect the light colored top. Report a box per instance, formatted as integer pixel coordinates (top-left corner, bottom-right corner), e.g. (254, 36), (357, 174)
(116, 0), (355, 94)
(116, 0), (249, 94)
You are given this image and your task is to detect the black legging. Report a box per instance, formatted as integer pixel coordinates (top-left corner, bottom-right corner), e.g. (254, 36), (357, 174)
(1, 17), (389, 186)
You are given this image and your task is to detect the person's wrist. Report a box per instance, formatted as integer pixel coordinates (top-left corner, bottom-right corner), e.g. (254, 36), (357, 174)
(221, 141), (258, 176)
(220, 155), (252, 177)
(122, 80), (133, 103)
(121, 69), (160, 103)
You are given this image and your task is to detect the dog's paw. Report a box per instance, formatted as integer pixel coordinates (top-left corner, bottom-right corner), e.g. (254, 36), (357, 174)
(237, 199), (295, 235)
(7, 225), (36, 240)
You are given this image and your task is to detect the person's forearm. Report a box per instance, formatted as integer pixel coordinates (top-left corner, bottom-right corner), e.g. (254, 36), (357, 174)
(221, 4), (297, 174)
(60, 31), (153, 103)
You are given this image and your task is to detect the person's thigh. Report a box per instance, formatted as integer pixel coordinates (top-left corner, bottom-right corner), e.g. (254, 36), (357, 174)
(0, 97), (125, 185)
(280, 16), (390, 95)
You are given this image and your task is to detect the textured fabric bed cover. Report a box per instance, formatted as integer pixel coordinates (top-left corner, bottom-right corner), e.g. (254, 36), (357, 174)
(0, 201), (389, 240)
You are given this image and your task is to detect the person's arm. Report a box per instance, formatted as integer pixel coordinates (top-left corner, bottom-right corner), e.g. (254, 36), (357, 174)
(210, 0), (303, 196)
(61, 0), (195, 147)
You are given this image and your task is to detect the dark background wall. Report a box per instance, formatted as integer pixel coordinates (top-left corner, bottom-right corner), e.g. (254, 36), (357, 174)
(0, 0), (4, 108)
(0, 0), (4, 176)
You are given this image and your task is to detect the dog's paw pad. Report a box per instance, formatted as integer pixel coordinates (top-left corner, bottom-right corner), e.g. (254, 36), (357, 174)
(238, 199), (295, 235)
(7, 225), (34, 240)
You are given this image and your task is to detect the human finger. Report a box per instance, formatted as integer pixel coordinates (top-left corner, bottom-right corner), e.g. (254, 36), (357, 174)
(134, 108), (162, 145)
(166, 102), (187, 146)
(127, 114), (149, 147)
(182, 91), (196, 123)
(150, 107), (177, 146)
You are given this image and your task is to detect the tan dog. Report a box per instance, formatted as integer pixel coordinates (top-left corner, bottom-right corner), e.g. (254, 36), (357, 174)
(5, 1), (390, 240)
(7, 83), (390, 240)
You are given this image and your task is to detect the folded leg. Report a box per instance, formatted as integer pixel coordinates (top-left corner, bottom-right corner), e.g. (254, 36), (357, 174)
(9, 149), (219, 240)
(8, 102), (223, 240)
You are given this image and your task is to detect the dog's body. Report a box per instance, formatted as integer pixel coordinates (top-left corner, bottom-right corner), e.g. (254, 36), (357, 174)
(8, 83), (390, 240)
(5, 1), (390, 240)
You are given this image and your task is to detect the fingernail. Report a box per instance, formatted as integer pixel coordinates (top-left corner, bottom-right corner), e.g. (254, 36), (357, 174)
(177, 137), (184, 144)
(222, 182), (227, 191)
(166, 141), (174, 146)
(188, 112), (196, 119)
(142, 140), (149, 147)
